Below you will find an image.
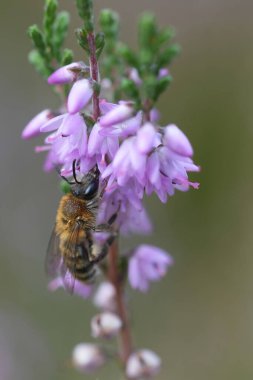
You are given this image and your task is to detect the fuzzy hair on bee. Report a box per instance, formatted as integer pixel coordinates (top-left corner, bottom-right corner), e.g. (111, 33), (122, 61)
(45, 162), (115, 293)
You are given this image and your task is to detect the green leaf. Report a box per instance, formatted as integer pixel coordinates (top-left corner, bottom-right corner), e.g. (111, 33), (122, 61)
(154, 75), (172, 100)
(53, 11), (70, 53)
(60, 49), (73, 66)
(75, 28), (89, 52)
(28, 50), (51, 78)
(95, 32), (105, 58)
(139, 13), (157, 50)
(99, 9), (119, 39)
(75, 0), (94, 32)
(121, 79), (140, 105)
(157, 44), (181, 67)
(157, 27), (175, 46)
(117, 43), (139, 68)
(27, 25), (46, 58)
(43, 0), (58, 46)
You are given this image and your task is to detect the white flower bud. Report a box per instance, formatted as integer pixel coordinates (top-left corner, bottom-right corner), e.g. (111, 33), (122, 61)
(126, 349), (161, 379)
(93, 282), (116, 311)
(91, 312), (122, 339)
(72, 343), (106, 373)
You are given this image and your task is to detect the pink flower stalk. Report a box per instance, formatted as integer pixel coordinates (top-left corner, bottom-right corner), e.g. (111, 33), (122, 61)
(128, 245), (173, 292)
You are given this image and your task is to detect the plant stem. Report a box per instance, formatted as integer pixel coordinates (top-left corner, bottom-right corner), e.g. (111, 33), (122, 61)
(108, 239), (133, 368)
(87, 32), (100, 121)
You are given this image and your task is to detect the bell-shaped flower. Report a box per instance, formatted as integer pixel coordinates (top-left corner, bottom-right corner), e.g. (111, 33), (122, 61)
(98, 184), (152, 235)
(47, 62), (87, 85)
(93, 282), (116, 311)
(163, 124), (193, 157)
(40, 113), (88, 170)
(67, 79), (93, 114)
(72, 343), (106, 373)
(126, 349), (161, 379)
(22, 109), (53, 139)
(128, 245), (173, 292)
(100, 102), (134, 127)
(91, 312), (122, 339)
(48, 276), (92, 299)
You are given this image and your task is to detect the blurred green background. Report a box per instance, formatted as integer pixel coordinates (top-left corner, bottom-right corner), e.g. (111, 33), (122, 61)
(1, 0), (253, 379)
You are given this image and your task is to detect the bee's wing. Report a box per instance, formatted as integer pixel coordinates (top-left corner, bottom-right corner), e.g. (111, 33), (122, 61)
(60, 222), (85, 294)
(45, 225), (62, 278)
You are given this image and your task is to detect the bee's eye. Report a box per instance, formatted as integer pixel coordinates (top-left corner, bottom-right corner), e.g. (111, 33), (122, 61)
(83, 179), (99, 200)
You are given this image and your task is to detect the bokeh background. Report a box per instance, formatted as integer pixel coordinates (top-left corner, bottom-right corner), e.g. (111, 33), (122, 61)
(1, 0), (253, 379)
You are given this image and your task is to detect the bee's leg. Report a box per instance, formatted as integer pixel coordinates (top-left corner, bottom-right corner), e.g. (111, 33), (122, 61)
(89, 232), (117, 262)
(89, 243), (107, 263)
(95, 209), (119, 232)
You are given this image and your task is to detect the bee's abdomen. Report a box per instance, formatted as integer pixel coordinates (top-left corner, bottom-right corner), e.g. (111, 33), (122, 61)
(62, 241), (96, 282)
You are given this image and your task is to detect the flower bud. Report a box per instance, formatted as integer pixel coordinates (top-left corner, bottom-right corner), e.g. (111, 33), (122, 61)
(126, 349), (161, 379)
(91, 312), (122, 339)
(136, 123), (157, 154)
(93, 282), (116, 311)
(72, 343), (106, 373)
(163, 124), (193, 157)
(22, 109), (52, 139)
(47, 62), (86, 85)
(100, 103), (134, 127)
(67, 79), (93, 114)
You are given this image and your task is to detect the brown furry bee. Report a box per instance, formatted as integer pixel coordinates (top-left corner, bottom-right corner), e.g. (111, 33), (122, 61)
(45, 162), (114, 292)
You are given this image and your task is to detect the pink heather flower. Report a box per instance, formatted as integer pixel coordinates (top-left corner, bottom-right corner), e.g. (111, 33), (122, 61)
(87, 122), (119, 162)
(22, 109), (53, 139)
(48, 276), (93, 299)
(128, 245), (173, 292)
(163, 124), (193, 157)
(48, 62), (87, 85)
(99, 99), (118, 114)
(72, 343), (106, 373)
(93, 282), (116, 311)
(126, 349), (161, 379)
(91, 312), (122, 339)
(98, 111), (143, 139)
(40, 113), (87, 171)
(98, 185), (152, 235)
(102, 123), (159, 187)
(99, 102), (134, 127)
(103, 123), (199, 203)
(158, 67), (170, 78)
(129, 68), (142, 85)
(67, 79), (93, 114)
(150, 108), (160, 124)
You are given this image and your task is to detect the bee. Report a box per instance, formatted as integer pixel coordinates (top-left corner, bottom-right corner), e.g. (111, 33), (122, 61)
(45, 161), (114, 292)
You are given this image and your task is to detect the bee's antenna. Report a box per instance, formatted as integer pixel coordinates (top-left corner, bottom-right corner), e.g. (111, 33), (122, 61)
(55, 166), (75, 185)
(72, 160), (82, 184)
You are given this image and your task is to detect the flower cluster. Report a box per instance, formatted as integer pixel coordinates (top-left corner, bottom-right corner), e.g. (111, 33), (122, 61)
(23, 61), (199, 234)
(23, 2), (200, 379)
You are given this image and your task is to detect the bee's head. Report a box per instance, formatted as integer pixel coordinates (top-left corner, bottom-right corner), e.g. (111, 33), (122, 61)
(60, 161), (100, 200)
(71, 170), (99, 200)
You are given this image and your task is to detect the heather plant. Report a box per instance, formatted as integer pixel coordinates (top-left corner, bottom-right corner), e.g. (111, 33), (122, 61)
(22, 0), (199, 378)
